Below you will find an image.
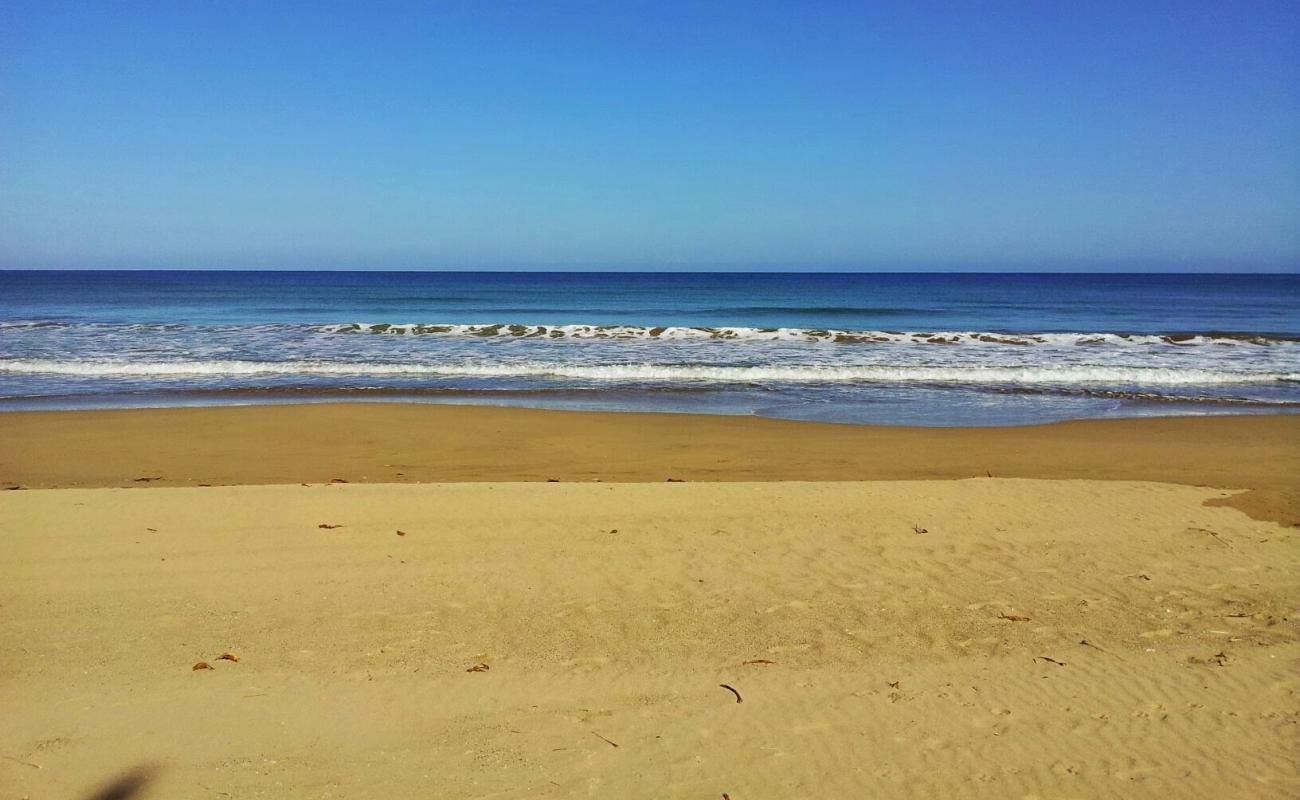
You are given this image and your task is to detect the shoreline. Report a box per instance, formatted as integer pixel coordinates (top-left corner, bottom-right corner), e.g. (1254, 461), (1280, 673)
(3, 388), (1299, 416)
(2, 403), (1296, 525)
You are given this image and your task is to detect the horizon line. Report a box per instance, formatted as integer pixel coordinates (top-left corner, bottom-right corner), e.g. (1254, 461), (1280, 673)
(2, 267), (1297, 275)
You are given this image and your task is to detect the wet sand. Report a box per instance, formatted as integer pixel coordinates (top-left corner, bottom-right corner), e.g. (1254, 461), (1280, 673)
(1, 404), (1296, 524)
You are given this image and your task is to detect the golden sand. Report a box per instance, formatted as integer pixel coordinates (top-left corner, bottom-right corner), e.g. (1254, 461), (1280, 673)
(0, 406), (1297, 798)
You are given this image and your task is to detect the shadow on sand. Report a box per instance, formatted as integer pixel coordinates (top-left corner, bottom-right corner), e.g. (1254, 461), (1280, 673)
(83, 766), (158, 800)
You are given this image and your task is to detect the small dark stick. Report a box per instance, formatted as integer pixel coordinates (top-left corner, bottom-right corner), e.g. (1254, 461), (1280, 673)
(592, 732), (619, 748)
(720, 684), (743, 703)
(1080, 638), (1118, 656)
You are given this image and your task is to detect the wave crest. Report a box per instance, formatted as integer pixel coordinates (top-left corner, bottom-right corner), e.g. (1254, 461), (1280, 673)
(318, 322), (1297, 346)
(4, 319), (1295, 346)
(2, 358), (1295, 386)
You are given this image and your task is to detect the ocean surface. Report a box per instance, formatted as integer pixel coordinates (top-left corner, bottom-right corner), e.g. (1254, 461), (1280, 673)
(1, 271), (1297, 426)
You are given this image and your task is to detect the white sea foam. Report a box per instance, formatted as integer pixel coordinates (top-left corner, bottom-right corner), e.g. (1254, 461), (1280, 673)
(316, 322), (1295, 346)
(2, 358), (1294, 385)
(3, 319), (1294, 346)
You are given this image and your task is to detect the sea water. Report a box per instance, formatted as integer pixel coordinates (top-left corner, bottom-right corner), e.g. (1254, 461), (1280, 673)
(1, 271), (1297, 426)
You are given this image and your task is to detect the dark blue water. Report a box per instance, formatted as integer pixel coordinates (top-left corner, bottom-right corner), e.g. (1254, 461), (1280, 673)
(2, 271), (1297, 425)
(4, 271), (1299, 333)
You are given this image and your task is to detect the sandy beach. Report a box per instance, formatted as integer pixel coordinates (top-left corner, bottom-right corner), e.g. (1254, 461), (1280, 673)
(2, 404), (1297, 524)
(1, 406), (1297, 798)
(7, 0), (1299, 795)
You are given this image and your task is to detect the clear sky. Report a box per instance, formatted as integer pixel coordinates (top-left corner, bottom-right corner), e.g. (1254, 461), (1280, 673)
(1, 0), (1297, 271)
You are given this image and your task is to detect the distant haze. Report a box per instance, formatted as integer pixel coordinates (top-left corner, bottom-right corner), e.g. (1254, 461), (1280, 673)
(1, 1), (1297, 271)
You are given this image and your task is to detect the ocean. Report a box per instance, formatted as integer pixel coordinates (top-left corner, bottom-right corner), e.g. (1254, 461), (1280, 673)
(1, 270), (1297, 426)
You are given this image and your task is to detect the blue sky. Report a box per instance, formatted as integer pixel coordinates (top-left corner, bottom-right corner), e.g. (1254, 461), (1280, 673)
(1, 1), (1297, 271)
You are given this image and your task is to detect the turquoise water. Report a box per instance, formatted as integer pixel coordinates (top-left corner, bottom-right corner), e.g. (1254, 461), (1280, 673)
(1, 271), (1297, 425)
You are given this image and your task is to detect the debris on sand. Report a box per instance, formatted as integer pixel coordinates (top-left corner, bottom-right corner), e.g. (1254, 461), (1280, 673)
(466, 663), (490, 673)
(193, 661), (213, 671)
(1188, 527), (1232, 548)
(217, 652), (240, 663)
(720, 684), (743, 703)
(998, 612), (1031, 622)
(1079, 639), (1118, 657)
(318, 523), (343, 529)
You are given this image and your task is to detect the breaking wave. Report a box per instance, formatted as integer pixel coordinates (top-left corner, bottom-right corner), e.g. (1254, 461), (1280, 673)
(2, 358), (1295, 385)
(318, 323), (1299, 346)
(4, 319), (1297, 346)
